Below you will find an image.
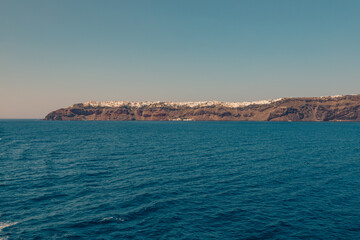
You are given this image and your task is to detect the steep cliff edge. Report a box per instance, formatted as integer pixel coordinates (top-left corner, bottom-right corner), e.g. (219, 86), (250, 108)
(44, 95), (360, 121)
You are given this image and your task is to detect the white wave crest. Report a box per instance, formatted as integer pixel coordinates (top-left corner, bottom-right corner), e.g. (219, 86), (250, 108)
(0, 221), (18, 240)
(100, 217), (124, 223)
(0, 222), (17, 231)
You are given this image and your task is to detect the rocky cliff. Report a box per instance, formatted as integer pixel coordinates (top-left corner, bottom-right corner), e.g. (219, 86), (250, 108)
(44, 95), (360, 121)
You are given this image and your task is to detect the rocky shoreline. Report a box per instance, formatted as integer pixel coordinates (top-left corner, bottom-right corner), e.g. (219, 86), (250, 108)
(44, 95), (360, 121)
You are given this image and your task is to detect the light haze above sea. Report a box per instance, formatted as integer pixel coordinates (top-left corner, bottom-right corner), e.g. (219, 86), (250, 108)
(1, 0), (360, 118)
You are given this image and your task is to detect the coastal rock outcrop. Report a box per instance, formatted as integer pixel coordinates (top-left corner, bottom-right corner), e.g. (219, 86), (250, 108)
(44, 95), (360, 121)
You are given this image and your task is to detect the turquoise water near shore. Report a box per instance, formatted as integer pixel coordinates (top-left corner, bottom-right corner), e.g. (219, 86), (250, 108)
(1, 120), (360, 239)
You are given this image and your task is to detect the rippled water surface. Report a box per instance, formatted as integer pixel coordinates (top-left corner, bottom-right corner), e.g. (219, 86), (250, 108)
(1, 120), (360, 239)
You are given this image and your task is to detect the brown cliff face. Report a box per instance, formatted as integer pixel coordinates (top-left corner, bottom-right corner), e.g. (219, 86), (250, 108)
(44, 95), (360, 121)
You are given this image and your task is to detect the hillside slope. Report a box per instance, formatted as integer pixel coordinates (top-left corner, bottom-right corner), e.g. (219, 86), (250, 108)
(44, 95), (360, 121)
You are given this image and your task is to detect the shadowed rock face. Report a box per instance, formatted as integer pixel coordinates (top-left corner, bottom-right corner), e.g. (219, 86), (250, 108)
(44, 95), (360, 121)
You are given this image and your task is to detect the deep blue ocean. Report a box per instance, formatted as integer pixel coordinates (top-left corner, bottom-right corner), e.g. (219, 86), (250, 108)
(1, 120), (360, 239)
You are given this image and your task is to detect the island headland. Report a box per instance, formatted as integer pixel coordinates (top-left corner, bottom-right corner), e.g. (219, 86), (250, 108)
(44, 95), (360, 121)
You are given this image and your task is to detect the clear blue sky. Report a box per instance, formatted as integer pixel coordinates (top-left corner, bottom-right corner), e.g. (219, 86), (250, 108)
(1, 0), (360, 118)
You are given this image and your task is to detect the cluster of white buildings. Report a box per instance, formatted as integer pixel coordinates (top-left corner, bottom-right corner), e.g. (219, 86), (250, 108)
(75, 95), (350, 109)
(79, 98), (284, 108)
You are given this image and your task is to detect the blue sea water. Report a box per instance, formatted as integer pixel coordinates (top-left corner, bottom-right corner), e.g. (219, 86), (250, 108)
(1, 120), (360, 239)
